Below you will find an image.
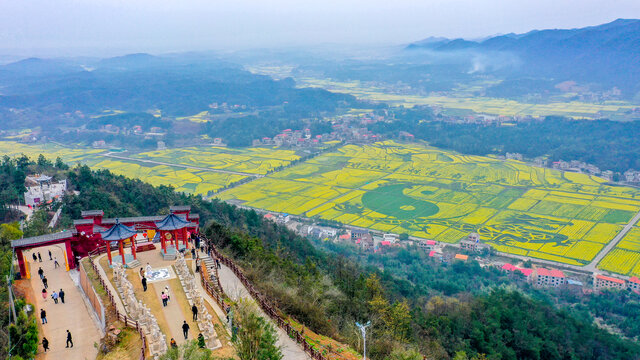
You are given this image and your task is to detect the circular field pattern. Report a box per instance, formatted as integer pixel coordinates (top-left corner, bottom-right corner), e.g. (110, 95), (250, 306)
(361, 184), (439, 219)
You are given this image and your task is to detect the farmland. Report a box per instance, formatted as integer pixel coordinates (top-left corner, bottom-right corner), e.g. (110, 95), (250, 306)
(131, 146), (301, 175)
(219, 141), (640, 267)
(296, 77), (638, 119)
(598, 226), (640, 277)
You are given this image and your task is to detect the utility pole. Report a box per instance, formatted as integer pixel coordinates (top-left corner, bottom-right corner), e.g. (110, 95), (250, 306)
(355, 321), (371, 360)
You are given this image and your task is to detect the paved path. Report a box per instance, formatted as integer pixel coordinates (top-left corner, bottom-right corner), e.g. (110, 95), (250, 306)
(100, 152), (262, 178)
(150, 279), (192, 345)
(215, 261), (311, 360)
(28, 245), (102, 360)
(585, 209), (640, 271)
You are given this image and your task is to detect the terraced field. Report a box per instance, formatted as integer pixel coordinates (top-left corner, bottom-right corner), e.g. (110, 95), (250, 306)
(598, 226), (640, 276)
(219, 141), (640, 267)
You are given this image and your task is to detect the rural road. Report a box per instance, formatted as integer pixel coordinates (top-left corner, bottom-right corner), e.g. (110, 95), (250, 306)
(584, 209), (640, 271)
(100, 152), (262, 178)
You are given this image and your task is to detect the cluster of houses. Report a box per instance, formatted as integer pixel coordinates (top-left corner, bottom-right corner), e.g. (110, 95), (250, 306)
(23, 174), (68, 208)
(623, 170), (640, 183)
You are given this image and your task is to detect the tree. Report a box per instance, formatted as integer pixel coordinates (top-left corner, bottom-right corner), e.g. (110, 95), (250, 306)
(233, 300), (283, 360)
(0, 222), (22, 243)
(36, 154), (52, 167)
(54, 157), (69, 170)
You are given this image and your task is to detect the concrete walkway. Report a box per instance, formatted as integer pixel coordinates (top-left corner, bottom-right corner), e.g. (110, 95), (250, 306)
(216, 261), (311, 360)
(27, 245), (102, 360)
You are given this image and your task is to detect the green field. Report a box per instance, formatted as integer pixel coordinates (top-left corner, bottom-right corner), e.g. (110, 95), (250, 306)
(218, 141), (640, 268)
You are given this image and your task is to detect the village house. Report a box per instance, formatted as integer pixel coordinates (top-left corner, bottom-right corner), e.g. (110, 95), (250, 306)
(627, 276), (640, 291)
(533, 268), (566, 287)
(594, 274), (626, 290)
(459, 233), (491, 252)
(24, 175), (67, 207)
(418, 240), (438, 251)
(350, 229), (368, 242)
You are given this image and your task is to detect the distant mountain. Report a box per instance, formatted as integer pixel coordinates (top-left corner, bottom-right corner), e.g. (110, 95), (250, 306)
(408, 19), (640, 97)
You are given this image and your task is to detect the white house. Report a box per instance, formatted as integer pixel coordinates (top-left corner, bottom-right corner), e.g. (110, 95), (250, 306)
(24, 175), (67, 207)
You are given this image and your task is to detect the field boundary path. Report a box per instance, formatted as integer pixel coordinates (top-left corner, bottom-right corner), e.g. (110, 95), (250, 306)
(100, 152), (263, 178)
(27, 245), (102, 360)
(214, 261), (311, 360)
(585, 209), (640, 272)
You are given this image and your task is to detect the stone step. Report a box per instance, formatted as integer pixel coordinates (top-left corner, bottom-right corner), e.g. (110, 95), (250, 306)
(127, 259), (141, 268)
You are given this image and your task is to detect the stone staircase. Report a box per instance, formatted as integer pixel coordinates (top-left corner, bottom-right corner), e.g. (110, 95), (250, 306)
(126, 259), (141, 268)
(199, 254), (222, 293)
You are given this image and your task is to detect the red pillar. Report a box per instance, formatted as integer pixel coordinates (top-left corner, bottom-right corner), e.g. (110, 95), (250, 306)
(182, 227), (188, 248)
(106, 241), (112, 265)
(119, 240), (125, 265)
(131, 236), (137, 260)
(65, 240), (75, 270)
(161, 231), (167, 254)
(16, 248), (27, 278)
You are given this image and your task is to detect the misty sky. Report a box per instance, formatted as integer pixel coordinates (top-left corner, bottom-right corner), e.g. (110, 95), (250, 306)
(2, 0), (640, 56)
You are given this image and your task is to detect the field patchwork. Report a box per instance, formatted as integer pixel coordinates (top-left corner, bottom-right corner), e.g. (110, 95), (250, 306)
(218, 141), (640, 269)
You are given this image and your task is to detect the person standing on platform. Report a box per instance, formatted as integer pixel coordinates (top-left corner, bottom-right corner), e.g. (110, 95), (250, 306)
(66, 330), (73, 348)
(59, 289), (65, 304)
(139, 267), (145, 278)
(42, 288), (47, 301)
(40, 309), (47, 324)
(38, 252), (42, 262)
(164, 285), (171, 303)
(161, 292), (167, 307)
(42, 337), (49, 352)
(182, 321), (190, 339)
(38, 267), (44, 279)
(54, 257), (60, 268)
(141, 276), (147, 291)
(146, 263), (152, 277)
(48, 250), (52, 260)
(52, 290), (58, 304)
(42, 276), (48, 289)
(33, 253), (37, 262)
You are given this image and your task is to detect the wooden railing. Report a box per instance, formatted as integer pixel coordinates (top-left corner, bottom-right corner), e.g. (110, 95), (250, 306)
(86, 249), (147, 360)
(201, 236), (327, 360)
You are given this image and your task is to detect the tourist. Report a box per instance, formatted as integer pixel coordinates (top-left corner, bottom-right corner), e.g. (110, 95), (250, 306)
(54, 257), (60, 268)
(139, 267), (145, 277)
(195, 258), (199, 273)
(141, 276), (147, 292)
(42, 276), (48, 289)
(164, 285), (171, 302)
(182, 321), (190, 339)
(59, 289), (65, 304)
(198, 333), (205, 348)
(38, 267), (44, 279)
(40, 309), (47, 324)
(170, 338), (177, 348)
(191, 248), (196, 259)
(66, 330), (73, 348)
(146, 262), (152, 277)
(32, 253), (38, 262)
(42, 337), (49, 352)
(192, 304), (198, 320)
(48, 250), (52, 260)
(161, 291), (168, 307)
(38, 252), (42, 262)
(42, 288), (48, 301)
(216, 258), (220, 269)
(52, 290), (59, 304)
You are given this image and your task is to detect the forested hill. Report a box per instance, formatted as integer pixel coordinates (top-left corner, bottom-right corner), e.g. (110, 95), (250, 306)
(408, 19), (640, 98)
(2, 155), (639, 359)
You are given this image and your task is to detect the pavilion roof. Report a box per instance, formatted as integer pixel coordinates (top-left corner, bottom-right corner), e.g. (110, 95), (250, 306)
(155, 213), (192, 231)
(100, 220), (137, 241)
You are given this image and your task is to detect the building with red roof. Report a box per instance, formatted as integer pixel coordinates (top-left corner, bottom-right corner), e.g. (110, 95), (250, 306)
(428, 250), (436, 257)
(627, 276), (640, 291)
(534, 268), (566, 287)
(595, 274), (626, 290)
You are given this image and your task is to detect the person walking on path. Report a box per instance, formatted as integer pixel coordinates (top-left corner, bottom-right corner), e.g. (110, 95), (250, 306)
(38, 252), (42, 262)
(66, 330), (73, 348)
(182, 321), (190, 340)
(40, 309), (47, 324)
(42, 276), (48, 289)
(141, 276), (147, 291)
(59, 289), (65, 304)
(146, 263), (152, 277)
(33, 253), (38, 262)
(42, 288), (48, 301)
(38, 267), (44, 279)
(52, 290), (59, 304)
(192, 304), (198, 321)
(161, 292), (168, 307)
(48, 250), (52, 260)
(216, 258), (220, 269)
(139, 267), (145, 278)
(164, 285), (171, 303)
(54, 257), (60, 268)
(42, 337), (49, 352)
